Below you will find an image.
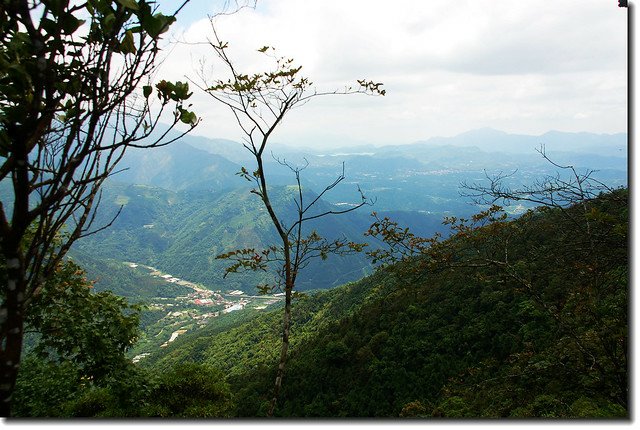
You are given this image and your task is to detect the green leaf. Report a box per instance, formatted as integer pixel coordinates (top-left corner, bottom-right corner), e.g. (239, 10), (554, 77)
(155, 79), (173, 101)
(120, 29), (136, 54)
(61, 14), (84, 35)
(141, 13), (176, 38)
(116, 0), (139, 10)
(178, 108), (198, 126)
(172, 81), (192, 100)
(142, 85), (152, 98)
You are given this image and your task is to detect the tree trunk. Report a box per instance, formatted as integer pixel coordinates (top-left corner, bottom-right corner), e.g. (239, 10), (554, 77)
(268, 283), (292, 417)
(0, 249), (26, 417)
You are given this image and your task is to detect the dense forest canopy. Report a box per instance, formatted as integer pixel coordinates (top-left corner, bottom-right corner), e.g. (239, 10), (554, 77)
(153, 188), (629, 418)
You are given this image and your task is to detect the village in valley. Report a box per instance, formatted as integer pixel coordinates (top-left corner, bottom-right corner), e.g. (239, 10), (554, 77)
(124, 262), (284, 363)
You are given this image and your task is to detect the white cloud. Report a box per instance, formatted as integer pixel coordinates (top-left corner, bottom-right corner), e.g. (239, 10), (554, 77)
(157, 0), (627, 148)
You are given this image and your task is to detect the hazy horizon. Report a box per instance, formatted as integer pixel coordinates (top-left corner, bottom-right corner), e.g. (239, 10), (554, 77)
(177, 126), (629, 152)
(157, 0), (627, 150)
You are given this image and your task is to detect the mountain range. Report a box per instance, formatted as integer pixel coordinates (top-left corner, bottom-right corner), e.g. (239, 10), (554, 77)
(72, 128), (627, 295)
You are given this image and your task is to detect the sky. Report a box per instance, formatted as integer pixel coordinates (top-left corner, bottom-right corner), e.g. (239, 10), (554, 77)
(155, 0), (628, 149)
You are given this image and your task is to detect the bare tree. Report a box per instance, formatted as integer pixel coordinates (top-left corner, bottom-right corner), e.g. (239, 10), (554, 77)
(459, 144), (627, 256)
(199, 25), (384, 415)
(214, 0), (257, 16)
(461, 145), (618, 218)
(368, 146), (624, 272)
(0, 0), (198, 416)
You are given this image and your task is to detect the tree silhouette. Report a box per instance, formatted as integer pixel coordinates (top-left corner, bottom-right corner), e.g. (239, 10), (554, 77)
(0, 0), (198, 415)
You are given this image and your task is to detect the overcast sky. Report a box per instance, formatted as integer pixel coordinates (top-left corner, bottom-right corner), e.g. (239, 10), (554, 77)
(157, 0), (627, 149)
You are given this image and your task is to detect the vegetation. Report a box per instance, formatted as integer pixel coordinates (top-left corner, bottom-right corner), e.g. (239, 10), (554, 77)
(71, 182), (372, 293)
(13, 260), (145, 417)
(12, 260), (234, 417)
(137, 188), (626, 418)
(0, 1), (627, 420)
(0, 0), (198, 414)
(8, 185), (628, 418)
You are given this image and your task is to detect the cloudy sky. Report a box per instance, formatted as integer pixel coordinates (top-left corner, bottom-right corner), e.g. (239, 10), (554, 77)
(157, 0), (627, 149)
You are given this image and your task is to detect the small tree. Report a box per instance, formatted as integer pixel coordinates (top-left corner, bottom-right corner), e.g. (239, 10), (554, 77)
(0, 0), (198, 416)
(13, 259), (143, 417)
(201, 26), (383, 415)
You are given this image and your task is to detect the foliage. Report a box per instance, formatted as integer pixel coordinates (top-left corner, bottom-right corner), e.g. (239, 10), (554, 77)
(12, 260), (149, 417)
(0, 0), (197, 414)
(12, 355), (80, 417)
(25, 260), (141, 380)
(44, 364), (152, 417)
(12, 259), (235, 418)
(140, 362), (234, 418)
(16, 187), (625, 418)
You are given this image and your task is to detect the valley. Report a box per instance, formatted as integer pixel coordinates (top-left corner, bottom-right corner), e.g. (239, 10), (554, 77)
(61, 130), (626, 380)
(73, 129), (627, 297)
(96, 260), (285, 362)
(1, 0), (627, 419)
(68, 129), (627, 362)
(134, 188), (629, 418)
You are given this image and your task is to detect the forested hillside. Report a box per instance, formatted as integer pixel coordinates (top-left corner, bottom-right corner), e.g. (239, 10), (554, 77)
(140, 188), (628, 418)
(68, 127), (628, 298)
(72, 182), (376, 293)
(11, 186), (627, 418)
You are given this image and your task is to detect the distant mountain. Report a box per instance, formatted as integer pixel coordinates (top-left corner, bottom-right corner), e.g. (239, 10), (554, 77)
(71, 127), (627, 294)
(116, 142), (241, 192)
(166, 128), (627, 189)
(175, 135), (255, 165)
(105, 128), (626, 213)
(409, 128), (627, 157)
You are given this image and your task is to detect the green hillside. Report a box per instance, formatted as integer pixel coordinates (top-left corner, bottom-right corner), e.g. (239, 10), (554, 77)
(73, 182), (374, 294)
(116, 142), (241, 192)
(144, 188), (628, 418)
